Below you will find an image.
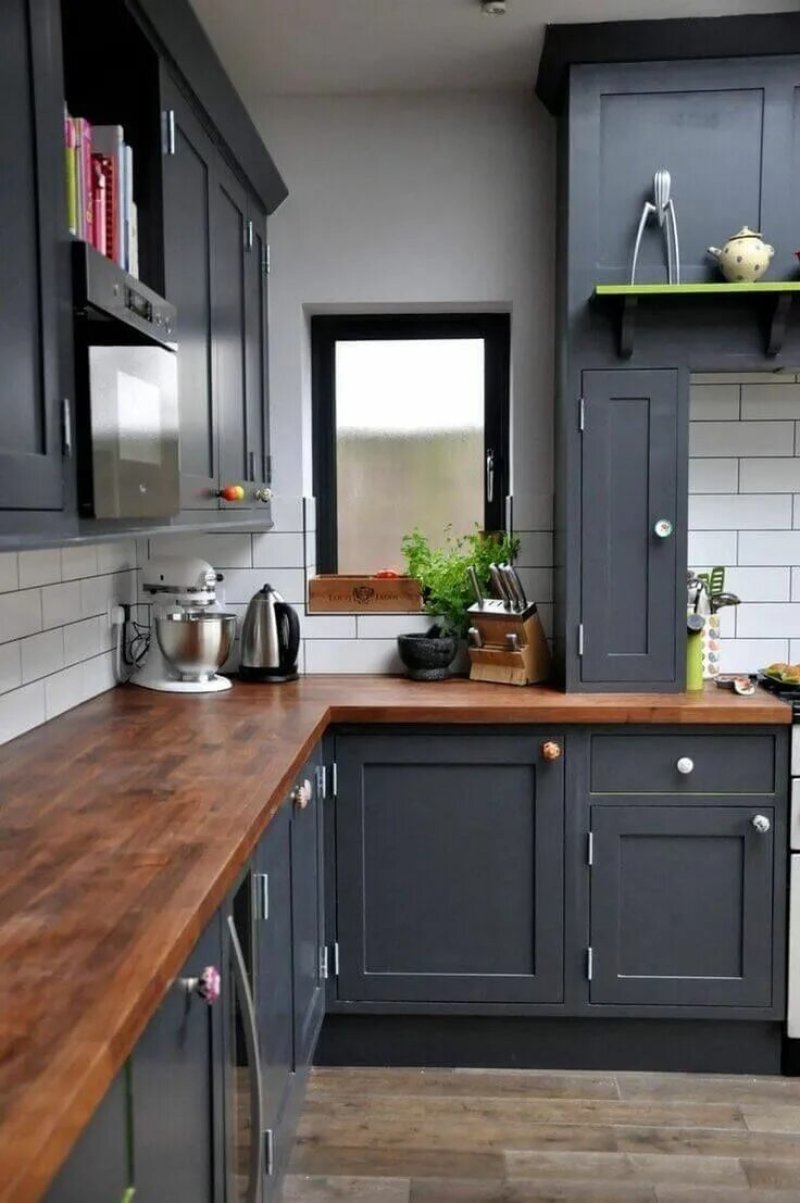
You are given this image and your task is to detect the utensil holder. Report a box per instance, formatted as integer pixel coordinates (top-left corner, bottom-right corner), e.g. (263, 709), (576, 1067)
(467, 603), (551, 687)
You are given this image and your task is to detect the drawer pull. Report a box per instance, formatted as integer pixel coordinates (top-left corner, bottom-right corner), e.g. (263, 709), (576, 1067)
(676, 757), (694, 775)
(752, 813), (771, 834)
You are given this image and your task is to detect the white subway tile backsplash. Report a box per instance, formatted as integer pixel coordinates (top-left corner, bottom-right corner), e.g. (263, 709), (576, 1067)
(220, 568), (305, 605)
(0, 680), (45, 743)
(792, 568), (800, 601)
(687, 531), (738, 567)
(63, 617), (103, 667)
(688, 494), (792, 530)
(252, 532), (305, 568)
(355, 614), (430, 639)
(21, 629), (64, 684)
(45, 662), (85, 720)
(689, 383), (740, 420)
(301, 614), (358, 639)
(96, 540), (137, 574)
(83, 650), (116, 700)
(738, 530), (800, 566)
(727, 567), (791, 603)
(688, 459), (738, 494)
(148, 532), (253, 569)
(18, 549), (61, 588)
(270, 495), (304, 532)
(304, 638), (401, 674)
(0, 553), (18, 594)
(60, 544), (98, 580)
(741, 382), (800, 420)
(42, 580), (81, 629)
(303, 496), (317, 533)
(0, 643), (21, 695)
(739, 458), (800, 494)
(737, 604), (800, 639)
(717, 639), (788, 674)
(690, 421), (793, 458)
(0, 589), (43, 643)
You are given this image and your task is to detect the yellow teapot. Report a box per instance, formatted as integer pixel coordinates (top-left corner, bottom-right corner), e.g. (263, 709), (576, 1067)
(707, 226), (775, 282)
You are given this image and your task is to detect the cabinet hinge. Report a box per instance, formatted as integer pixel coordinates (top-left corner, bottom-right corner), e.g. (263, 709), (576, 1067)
(333, 941), (340, 977)
(320, 945), (329, 980)
(579, 397), (585, 432)
(264, 1129), (274, 1177)
(162, 109), (176, 156)
(245, 219), (253, 250)
(61, 398), (73, 459)
(315, 763), (327, 799)
(577, 623), (584, 657)
(253, 872), (269, 921)
(587, 832), (594, 866)
(586, 947), (593, 981)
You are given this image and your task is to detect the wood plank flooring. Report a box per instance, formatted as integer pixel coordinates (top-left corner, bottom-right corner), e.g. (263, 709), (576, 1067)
(284, 1067), (800, 1202)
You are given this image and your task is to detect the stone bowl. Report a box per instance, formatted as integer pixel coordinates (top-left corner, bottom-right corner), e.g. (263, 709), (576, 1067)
(397, 633), (458, 681)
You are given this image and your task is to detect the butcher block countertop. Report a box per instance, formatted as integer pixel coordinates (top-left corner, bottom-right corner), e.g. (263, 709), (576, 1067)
(0, 676), (790, 1202)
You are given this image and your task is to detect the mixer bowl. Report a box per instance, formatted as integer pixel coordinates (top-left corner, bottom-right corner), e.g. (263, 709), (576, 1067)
(155, 610), (237, 681)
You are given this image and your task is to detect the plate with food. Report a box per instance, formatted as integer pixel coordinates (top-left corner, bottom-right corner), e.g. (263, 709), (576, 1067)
(760, 662), (800, 689)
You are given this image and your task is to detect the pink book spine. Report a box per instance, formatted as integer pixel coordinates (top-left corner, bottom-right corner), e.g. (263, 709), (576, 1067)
(91, 157), (107, 256)
(77, 118), (93, 246)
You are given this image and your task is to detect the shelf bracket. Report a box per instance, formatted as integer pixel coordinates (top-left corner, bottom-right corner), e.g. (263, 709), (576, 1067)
(765, 291), (794, 357)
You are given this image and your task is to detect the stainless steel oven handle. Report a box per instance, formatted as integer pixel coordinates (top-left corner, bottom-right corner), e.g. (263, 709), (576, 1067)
(227, 914), (264, 1203)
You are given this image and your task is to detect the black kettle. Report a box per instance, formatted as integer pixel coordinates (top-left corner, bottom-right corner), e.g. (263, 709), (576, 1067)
(238, 584), (300, 682)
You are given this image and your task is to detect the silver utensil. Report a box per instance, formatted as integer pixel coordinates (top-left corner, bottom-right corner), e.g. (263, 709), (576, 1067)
(506, 632), (519, 652)
(489, 563), (513, 609)
(467, 566), (484, 608)
(500, 563), (526, 611)
(467, 626), (482, 649)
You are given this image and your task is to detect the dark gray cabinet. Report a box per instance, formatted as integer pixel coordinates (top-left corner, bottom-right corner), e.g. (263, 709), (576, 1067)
(580, 369), (681, 687)
(45, 1069), (130, 1202)
(212, 157), (250, 502)
(589, 803), (777, 1008)
(291, 756), (326, 1069)
(244, 195), (271, 494)
(334, 730), (564, 1004)
(131, 912), (224, 1203)
(161, 69), (218, 512)
(0, 0), (68, 513)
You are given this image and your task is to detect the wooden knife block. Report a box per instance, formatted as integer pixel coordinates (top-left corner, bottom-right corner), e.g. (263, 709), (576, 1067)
(467, 605), (551, 687)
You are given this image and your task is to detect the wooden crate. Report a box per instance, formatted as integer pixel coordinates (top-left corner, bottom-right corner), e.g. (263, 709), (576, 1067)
(308, 574), (423, 613)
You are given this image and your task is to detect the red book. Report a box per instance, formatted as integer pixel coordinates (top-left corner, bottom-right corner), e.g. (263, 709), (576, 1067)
(76, 118), (93, 246)
(92, 152), (116, 260)
(91, 156), (107, 256)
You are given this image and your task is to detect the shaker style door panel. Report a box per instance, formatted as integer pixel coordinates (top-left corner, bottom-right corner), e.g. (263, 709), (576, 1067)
(0, 0), (66, 511)
(291, 755), (325, 1069)
(590, 805), (776, 1008)
(244, 201), (271, 497)
(255, 802), (294, 1134)
(580, 369), (679, 686)
(132, 912), (223, 1203)
(45, 1070), (129, 1203)
(161, 69), (218, 511)
(335, 731), (564, 1004)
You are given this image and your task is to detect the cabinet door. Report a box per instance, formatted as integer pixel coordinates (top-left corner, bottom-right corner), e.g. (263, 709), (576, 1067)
(0, 0), (66, 511)
(161, 69), (218, 510)
(244, 201), (271, 501)
(590, 804), (776, 1007)
(254, 804), (293, 1144)
(131, 912), (224, 1203)
(212, 159), (251, 506)
(335, 731), (564, 1004)
(291, 756), (325, 1068)
(45, 1070), (129, 1202)
(580, 369), (680, 686)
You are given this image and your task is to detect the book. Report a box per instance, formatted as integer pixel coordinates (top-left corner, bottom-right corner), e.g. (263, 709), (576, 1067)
(92, 152), (117, 262)
(128, 200), (139, 280)
(64, 109), (77, 235)
(75, 118), (93, 246)
(92, 125), (125, 267)
(91, 156), (107, 257)
(123, 143), (134, 274)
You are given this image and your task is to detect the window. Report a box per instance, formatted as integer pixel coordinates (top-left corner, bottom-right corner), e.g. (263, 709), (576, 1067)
(312, 314), (510, 574)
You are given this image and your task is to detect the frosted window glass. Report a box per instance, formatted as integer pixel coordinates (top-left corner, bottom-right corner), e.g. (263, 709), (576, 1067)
(335, 339), (484, 574)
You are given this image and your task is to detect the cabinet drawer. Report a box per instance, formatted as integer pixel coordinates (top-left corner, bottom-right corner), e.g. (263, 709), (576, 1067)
(590, 733), (776, 795)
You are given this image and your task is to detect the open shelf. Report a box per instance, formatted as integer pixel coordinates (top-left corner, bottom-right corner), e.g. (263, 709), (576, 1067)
(592, 282), (800, 358)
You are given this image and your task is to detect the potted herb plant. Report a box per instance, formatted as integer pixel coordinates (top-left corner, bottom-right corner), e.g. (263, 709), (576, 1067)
(397, 526), (520, 680)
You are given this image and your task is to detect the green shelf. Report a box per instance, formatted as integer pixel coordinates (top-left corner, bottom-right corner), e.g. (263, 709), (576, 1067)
(592, 281), (800, 356)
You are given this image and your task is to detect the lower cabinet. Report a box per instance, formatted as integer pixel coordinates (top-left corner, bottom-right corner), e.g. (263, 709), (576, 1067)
(589, 803), (777, 1008)
(45, 1070), (130, 1203)
(291, 752), (326, 1068)
(334, 729), (564, 1004)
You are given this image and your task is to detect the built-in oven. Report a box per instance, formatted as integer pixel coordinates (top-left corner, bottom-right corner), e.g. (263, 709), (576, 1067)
(72, 243), (179, 519)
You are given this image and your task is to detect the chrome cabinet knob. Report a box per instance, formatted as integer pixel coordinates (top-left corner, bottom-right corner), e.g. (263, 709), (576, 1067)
(676, 757), (694, 775)
(292, 779), (313, 809)
(752, 813), (771, 834)
(179, 965), (221, 1005)
(540, 740), (562, 762)
(255, 487), (273, 503)
(653, 518), (674, 539)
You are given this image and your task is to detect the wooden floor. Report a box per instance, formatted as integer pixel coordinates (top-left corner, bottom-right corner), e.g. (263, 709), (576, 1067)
(284, 1067), (800, 1202)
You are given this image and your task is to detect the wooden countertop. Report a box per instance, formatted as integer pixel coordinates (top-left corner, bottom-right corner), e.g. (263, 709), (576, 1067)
(0, 676), (789, 1201)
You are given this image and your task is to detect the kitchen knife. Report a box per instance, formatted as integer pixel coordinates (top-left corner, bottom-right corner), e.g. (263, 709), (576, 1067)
(489, 563), (513, 609)
(467, 565), (484, 608)
(501, 563), (526, 611)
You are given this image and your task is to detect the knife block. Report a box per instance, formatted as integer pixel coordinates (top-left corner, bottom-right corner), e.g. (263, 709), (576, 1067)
(467, 603), (551, 687)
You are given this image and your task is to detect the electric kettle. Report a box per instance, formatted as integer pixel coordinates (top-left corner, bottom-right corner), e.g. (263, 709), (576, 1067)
(239, 584), (301, 682)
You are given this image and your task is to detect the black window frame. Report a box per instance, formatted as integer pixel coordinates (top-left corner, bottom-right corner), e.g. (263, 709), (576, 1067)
(311, 312), (510, 574)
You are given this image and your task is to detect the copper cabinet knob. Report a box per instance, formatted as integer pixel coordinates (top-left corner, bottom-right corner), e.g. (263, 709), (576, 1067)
(540, 740), (562, 762)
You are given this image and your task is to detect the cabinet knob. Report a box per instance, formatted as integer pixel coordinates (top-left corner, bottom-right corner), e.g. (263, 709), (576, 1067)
(676, 757), (694, 775)
(292, 779), (313, 809)
(218, 484), (246, 502)
(653, 518), (674, 539)
(752, 813), (771, 834)
(179, 965), (221, 1005)
(255, 487), (273, 504)
(540, 740), (562, 762)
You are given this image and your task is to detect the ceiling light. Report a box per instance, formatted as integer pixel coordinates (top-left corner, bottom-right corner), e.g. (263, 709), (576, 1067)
(481, 0), (507, 14)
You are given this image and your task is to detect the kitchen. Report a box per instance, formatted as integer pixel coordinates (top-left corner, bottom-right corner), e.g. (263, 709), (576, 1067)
(5, 2), (800, 1202)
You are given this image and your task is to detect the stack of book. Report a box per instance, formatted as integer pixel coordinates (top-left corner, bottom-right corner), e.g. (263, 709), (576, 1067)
(64, 108), (139, 278)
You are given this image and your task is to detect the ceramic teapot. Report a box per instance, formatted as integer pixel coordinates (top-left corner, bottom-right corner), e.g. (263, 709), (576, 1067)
(707, 226), (775, 282)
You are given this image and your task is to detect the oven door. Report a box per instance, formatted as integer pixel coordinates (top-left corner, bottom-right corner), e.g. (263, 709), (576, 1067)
(85, 343), (179, 519)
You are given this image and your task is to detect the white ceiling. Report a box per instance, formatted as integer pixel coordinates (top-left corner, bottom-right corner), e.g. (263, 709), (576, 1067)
(189, 0), (799, 104)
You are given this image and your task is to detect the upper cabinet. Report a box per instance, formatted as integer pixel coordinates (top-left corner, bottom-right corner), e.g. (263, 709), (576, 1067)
(0, 0), (286, 544)
(0, 0), (69, 516)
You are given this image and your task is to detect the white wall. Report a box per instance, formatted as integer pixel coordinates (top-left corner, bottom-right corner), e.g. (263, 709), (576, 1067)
(688, 370), (800, 672)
